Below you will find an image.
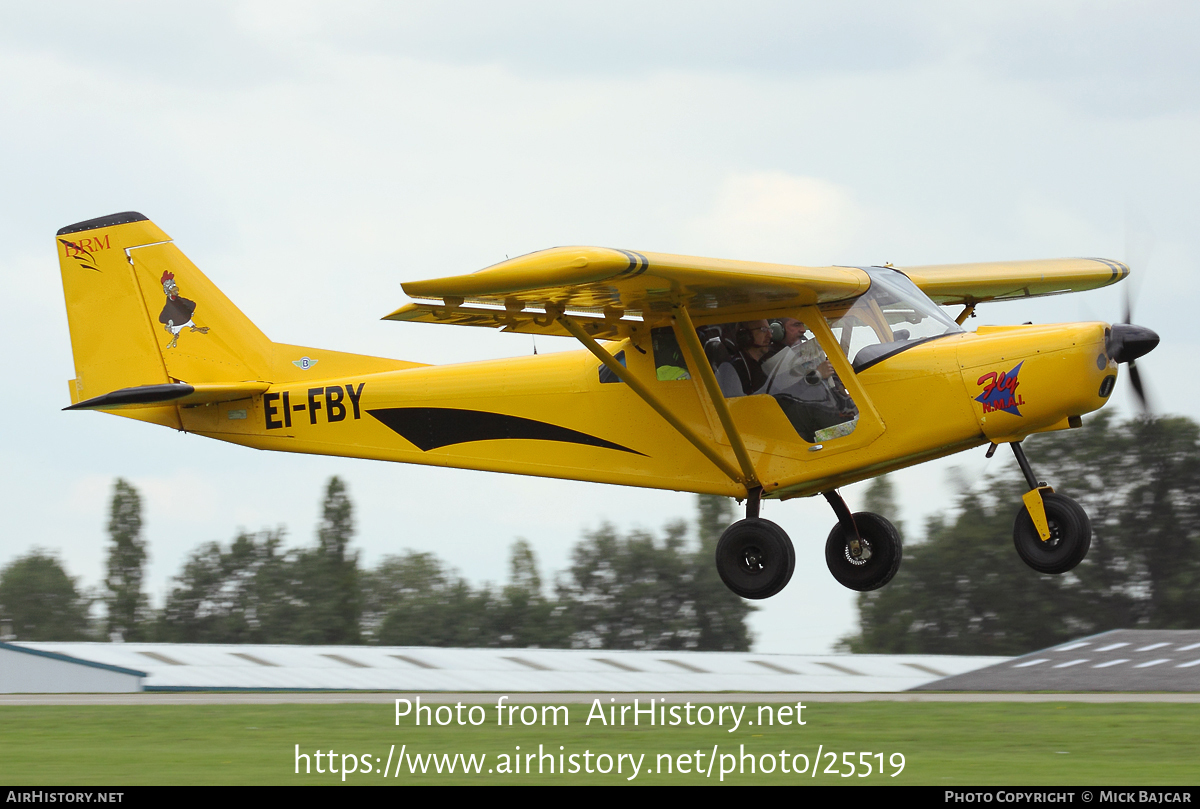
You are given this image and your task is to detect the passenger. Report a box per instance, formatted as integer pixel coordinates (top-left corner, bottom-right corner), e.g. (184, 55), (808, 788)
(713, 320), (772, 396)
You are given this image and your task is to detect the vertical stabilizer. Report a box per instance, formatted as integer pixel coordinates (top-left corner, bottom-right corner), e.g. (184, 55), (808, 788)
(57, 212), (275, 409)
(58, 212), (419, 428)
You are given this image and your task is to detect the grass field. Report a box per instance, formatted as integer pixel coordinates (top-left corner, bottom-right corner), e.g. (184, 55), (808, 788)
(2, 701), (1198, 785)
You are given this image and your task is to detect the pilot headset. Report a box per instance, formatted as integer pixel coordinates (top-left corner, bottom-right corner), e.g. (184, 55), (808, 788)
(729, 319), (777, 348)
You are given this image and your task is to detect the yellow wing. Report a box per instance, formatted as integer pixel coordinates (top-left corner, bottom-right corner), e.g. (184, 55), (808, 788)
(386, 247), (870, 338)
(898, 257), (1129, 306)
(387, 249), (1129, 337)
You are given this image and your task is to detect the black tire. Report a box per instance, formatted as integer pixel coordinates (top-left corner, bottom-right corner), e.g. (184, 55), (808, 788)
(824, 512), (902, 591)
(1013, 493), (1092, 574)
(715, 518), (796, 600)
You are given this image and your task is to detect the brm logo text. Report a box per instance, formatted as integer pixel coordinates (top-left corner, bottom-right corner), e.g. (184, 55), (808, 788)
(61, 234), (112, 258)
(264, 384), (365, 429)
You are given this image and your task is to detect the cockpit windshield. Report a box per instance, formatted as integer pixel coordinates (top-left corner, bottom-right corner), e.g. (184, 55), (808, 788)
(822, 267), (963, 371)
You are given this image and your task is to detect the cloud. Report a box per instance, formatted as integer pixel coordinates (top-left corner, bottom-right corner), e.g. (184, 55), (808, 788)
(687, 171), (890, 265)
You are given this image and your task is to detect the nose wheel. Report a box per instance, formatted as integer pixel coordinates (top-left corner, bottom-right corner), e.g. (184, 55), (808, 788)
(1013, 492), (1091, 574)
(1007, 441), (1092, 574)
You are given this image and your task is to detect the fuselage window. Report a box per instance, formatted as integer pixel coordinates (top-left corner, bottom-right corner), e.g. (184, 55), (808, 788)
(652, 327), (690, 381)
(598, 350), (627, 384)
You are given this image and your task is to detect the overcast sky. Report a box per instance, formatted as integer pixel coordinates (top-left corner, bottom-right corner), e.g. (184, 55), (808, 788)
(1, 2), (1196, 653)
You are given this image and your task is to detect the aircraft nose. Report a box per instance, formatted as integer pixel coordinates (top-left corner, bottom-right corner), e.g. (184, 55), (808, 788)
(1106, 323), (1160, 364)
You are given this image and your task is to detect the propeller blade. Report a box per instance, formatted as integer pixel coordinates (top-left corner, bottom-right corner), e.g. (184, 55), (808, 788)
(1128, 360), (1150, 414)
(1121, 208), (1155, 416)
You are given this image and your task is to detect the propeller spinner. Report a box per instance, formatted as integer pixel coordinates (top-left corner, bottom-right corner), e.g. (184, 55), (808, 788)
(1104, 282), (1159, 413)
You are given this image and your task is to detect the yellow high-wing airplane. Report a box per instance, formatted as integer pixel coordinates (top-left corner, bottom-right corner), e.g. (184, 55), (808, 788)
(56, 212), (1158, 599)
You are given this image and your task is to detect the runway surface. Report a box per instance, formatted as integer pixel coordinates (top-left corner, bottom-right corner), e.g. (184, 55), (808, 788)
(3, 691), (1199, 706)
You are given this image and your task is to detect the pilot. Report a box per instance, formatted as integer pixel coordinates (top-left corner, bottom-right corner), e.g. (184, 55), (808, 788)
(762, 317), (835, 385)
(761, 317), (858, 443)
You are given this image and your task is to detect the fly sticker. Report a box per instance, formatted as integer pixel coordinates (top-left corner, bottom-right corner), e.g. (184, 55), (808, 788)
(976, 362), (1025, 416)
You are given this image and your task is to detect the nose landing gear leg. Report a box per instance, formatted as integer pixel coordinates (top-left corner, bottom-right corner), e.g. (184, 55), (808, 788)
(1009, 441), (1092, 574)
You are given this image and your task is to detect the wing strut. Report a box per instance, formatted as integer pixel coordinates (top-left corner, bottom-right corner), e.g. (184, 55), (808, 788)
(672, 305), (761, 489)
(555, 311), (749, 492)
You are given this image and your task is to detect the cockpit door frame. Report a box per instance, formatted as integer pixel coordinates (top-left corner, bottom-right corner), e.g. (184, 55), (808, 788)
(675, 303), (887, 468)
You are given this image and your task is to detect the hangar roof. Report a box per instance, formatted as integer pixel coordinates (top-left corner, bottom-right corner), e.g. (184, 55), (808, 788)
(12, 643), (1005, 693)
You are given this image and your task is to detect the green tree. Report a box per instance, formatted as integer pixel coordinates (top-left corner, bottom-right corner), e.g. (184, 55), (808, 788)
(104, 478), (148, 641)
(862, 475), (903, 540)
(556, 498), (754, 651)
(363, 551), (497, 646)
(691, 495), (755, 651)
(291, 477), (361, 644)
(157, 530), (296, 643)
(0, 551), (91, 641)
(557, 521), (695, 649)
(842, 414), (1200, 655)
(492, 539), (569, 647)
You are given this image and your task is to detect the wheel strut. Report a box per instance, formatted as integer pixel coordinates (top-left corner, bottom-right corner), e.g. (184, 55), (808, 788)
(1009, 441), (1044, 489)
(745, 486), (762, 520)
(822, 490), (863, 558)
(1010, 441), (1054, 542)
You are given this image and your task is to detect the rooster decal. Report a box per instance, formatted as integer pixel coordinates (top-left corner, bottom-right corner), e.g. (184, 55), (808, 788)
(158, 270), (209, 349)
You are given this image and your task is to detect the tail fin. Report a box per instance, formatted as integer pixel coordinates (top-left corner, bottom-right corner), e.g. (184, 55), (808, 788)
(57, 212), (274, 407)
(58, 212), (421, 427)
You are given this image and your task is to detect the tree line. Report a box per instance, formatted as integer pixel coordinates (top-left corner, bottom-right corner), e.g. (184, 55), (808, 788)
(0, 479), (753, 651)
(4, 413), (1197, 656)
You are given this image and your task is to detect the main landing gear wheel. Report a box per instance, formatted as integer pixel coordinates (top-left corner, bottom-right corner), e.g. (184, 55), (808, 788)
(715, 518), (795, 600)
(824, 512), (902, 592)
(1013, 493), (1092, 574)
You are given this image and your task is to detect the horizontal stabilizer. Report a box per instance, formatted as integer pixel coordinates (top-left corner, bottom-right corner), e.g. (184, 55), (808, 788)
(65, 381), (270, 411)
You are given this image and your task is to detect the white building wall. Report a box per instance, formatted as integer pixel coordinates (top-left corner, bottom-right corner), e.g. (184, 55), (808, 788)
(0, 646), (142, 693)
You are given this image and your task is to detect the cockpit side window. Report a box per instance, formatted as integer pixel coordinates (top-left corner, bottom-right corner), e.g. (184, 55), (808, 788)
(697, 316), (860, 444)
(823, 267), (963, 371)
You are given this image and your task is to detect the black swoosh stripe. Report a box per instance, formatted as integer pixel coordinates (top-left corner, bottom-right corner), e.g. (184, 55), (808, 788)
(368, 407), (646, 455)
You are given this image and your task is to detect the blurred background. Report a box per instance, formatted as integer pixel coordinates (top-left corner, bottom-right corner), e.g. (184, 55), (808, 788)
(1, 1), (1197, 654)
